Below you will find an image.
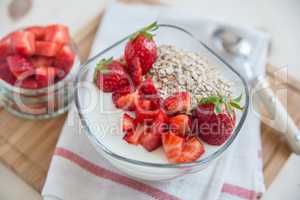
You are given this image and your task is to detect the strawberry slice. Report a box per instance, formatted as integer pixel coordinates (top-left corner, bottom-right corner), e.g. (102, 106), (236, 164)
(161, 132), (184, 163)
(18, 78), (39, 89)
(29, 56), (54, 68)
(25, 26), (45, 40)
(163, 92), (191, 115)
(0, 36), (12, 62)
(35, 66), (56, 87)
(35, 41), (61, 57)
(6, 55), (34, 79)
(130, 57), (142, 86)
(115, 92), (137, 111)
(123, 123), (145, 145)
(45, 24), (70, 44)
(169, 114), (191, 136)
(112, 85), (133, 105)
(176, 136), (205, 163)
(140, 131), (162, 152)
(122, 113), (134, 133)
(11, 31), (35, 56)
(0, 62), (16, 84)
(139, 77), (157, 95)
(54, 45), (75, 75)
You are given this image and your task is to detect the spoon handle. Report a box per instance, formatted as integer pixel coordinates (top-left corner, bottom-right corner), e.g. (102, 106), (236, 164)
(255, 77), (300, 154)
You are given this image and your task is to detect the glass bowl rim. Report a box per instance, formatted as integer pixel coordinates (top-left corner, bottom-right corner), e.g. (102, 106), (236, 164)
(0, 40), (81, 96)
(75, 23), (250, 169)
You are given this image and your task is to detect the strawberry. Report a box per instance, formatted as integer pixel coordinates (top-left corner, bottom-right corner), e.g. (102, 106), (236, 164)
(6, 55), (34, 79)
(35, 41), (61, 57)
(11, 31), (35, 56)
(192, 95), (243, 145)
(129, 57), (142, 86)
(45, 24), (70, 44)
(151, 109), (169, 134)
(161, 132), (184, 163)
(114, 92), (138, 111)
(18, 78), (39, 89)
(94, 58), (129, 92)
(0, 62), (16, 84)
(112, 85), (134, 105)
(35, 66), (56, 87)
(123, 123), (145, 145)
(139, 77), (157, 95)
(54, 45), (75, 75)
(122, 113), (134, 133)
(176, 136), (205, 163)
(25, 26), (45, 40)
(169, 114), (191, 136)
(163, 92), (191, 115)
(0, 36), (12, 62)
(124, 22), (158, 75)
(29, 56), (54, 68)
(140, 131), (162, 152)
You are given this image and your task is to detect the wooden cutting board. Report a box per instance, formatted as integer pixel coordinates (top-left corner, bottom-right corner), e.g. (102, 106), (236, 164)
(0, 1), (298, 193)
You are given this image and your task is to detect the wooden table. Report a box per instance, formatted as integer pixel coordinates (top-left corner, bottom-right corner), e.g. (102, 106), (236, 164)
(0, 1), (298, 193)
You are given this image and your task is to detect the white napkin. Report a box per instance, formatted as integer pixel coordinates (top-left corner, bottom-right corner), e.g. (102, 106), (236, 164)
(42, 2), (267, 200)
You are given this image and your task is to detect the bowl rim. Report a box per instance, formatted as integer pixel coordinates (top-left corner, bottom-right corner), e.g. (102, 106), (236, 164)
(75, 23), (250, 169)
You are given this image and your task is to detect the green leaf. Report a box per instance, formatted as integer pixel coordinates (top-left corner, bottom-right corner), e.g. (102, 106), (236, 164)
(130, 21), (159, 41)
(230, 101), (244, 111)
(214, 103), (222, 113)
(233, 94), (243, 102)
(95, 57), (113, 75)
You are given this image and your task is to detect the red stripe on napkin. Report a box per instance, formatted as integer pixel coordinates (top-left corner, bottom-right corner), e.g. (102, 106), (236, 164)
(54, 147), (180, 200)
(222, 183), (258, 200)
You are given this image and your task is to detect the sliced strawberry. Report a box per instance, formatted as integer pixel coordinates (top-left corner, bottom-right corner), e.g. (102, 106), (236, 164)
(25, 26), (45, 40)
(0, 62), (16, 84)
(112, 85), (133, 105)
(151, 109), (169, 134)
(115, 92), (137, 111)
(130, 57), (142, 86)
(29, 56), (54, 68)
(122, 113), (134, 133)
(139, 77), (157, 95)
(11, 31), (35, 56)
(35, 41), (61, 57)
(140, 131), (162, 152)
(169, 114), (191, 136)
(6, 55), (34, 79)
(176, 136), (205, 163)
(161, 132), (184, 163)
(54, 45), (75, 75)
(0, 36), (12, 62)
(18, 78), (39, 89)
(35, 66), (56, 87)
(123, 123), (145, 145)
(45, 24), (70, 44)
(163, 92), (191, 115)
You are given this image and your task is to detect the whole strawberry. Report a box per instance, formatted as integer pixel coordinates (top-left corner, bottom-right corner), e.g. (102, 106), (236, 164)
(94, 58), (129, 92)
(124, 22), (158, 75)
(192, 95), (243, 145)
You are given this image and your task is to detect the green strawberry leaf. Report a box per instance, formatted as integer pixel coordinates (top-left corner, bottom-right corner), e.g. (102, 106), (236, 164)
(233, 93), (242, 102)
(214, 103), (222, 113)
(94, 57), (113, 82)
(130, 21), (159, 41)
(230, 101), (244, 111)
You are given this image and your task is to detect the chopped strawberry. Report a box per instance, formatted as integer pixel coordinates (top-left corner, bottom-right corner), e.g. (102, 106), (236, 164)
(112, 85), (134, 105)
(11, 31), (35, 56)
(25, 26), (45, 40)
(161, 132), (184, 163)
(35, 41), (61, 57)
(18, 78), (39, 89)
(6, 55), (34, 79)
(29, 56), (54, 68)
(122, 113), (134, 133)
(140, 131), (162, 152)
(0, 62), (16, 84)
(45, 24), (70, 44)
(115, 92), (138, 111)
(94, 58), (129, 92)
(139, 77), (157, 95)
(125, 22), (158, 75)
(169, 114), (191, 136)
(163, 92), (191, 115)
(35, 66), (56, 87)
(123, 123), (145, 145)
(151, 109), (169, 134)
(129, 57), (142, 86)
(0, 36), (12, 62)
(54, 45), (75, 75)
(192, 95), (242, 145)
(176, 136), (205, 163)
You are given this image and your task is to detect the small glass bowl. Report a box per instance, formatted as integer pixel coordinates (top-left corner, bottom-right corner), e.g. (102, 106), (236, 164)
(75, 24), (249, 181)
(0, 42), (81, 119)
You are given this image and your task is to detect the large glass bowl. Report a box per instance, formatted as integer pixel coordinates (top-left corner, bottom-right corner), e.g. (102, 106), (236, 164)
(75, 24), (249, 181)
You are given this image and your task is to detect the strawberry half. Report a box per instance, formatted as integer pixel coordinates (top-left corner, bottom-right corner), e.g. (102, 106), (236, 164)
(45, 24), (70, 44)
(192, 95), (243, 145)
(125, 22), (158, 75)
(94, 58), (130, 92)
(11, 31), (35, 56)
(6, 55), (34, 79)
(163, 92), (191, 115)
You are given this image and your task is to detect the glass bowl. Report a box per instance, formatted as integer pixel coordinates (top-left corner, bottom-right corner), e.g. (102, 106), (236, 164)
(0, 41), (81, 120)
(75, 24), (249, 181)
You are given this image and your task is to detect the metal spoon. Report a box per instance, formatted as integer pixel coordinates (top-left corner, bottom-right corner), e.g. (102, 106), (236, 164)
(212, 28), (300, 154)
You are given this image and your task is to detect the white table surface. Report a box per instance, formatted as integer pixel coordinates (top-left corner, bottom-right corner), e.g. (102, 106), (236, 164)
(0, 0), (299, 199)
